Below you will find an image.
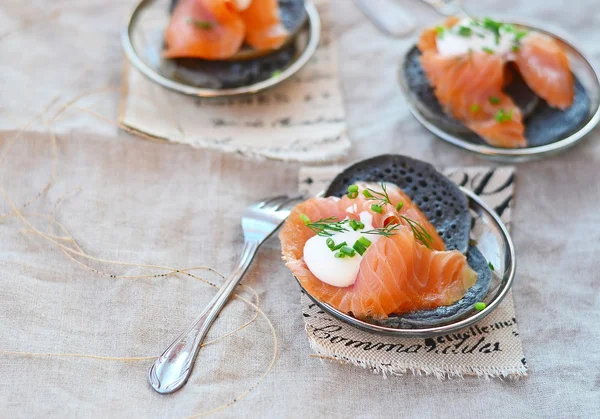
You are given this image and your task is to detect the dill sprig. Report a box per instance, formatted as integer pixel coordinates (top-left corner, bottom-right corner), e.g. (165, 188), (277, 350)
(363, 182), (392, 207)
(301, 216), (349, 237)
(401, 216), (434, 249)
(362, 223), (401, 238)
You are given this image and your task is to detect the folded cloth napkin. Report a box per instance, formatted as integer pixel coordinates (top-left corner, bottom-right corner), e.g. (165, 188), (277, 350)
(119, 0), (349, 163)
(296, 165), (527, 378)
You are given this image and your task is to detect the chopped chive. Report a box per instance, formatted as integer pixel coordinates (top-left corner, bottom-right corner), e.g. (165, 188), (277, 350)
(494, 109), (513, 123)
(511, 45), (520, 52)
(349, 219), (362, 231)
(347, 184), (359, 193)
(482, 47), (494, 54)
(353, 243), (367, 256)
(371, 204), (383, 214)
(396, 202), (404, 211)
(488, 261), (495, 271)
(332, 241), (347, 251)
(356, 236), (372, 248)
(474, 302), (487, 311)
(186, 17), (214, 30)
(334, 252), (345, 259)
(326, 238), (335, 249)
(356, 221), (365, 229)
(470, 104), (481, 113)
(340, 246), (356, 257)
(457, 26), (472, 37)
(483, 17), (502, 34)
(347, 191), (358, 199)
(300, 214), (311, 225)
(515, 30), (528, 41)
(435, 26), (445, 39)
(488, 96), (501, 105)
(362, 189), (373, 198)
(502, 23), (515, 33)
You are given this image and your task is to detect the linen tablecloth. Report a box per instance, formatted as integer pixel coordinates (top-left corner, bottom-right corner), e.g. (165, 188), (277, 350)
(1, 0), (599, 417)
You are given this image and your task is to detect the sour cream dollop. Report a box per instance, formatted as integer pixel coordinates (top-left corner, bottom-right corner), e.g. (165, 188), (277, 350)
(436, 18), (525, 58)
(303, 211), (380, 288)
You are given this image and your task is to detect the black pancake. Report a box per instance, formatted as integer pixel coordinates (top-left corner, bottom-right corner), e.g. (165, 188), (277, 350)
(324, 155), (493, 329)
(325, 155), (470, 253)
(371, 246), (492, 328)
(402, 46), (591, 146)
(166, 0), (306, 89)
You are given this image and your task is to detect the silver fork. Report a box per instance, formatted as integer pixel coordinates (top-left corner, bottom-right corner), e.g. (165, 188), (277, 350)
(148, 195), (302, 394)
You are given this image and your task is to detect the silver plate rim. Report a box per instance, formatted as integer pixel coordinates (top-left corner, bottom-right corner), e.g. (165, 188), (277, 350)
(121, 0), (321, 98)
(398, 21), (600, 162)
(296, 187), (517, 338)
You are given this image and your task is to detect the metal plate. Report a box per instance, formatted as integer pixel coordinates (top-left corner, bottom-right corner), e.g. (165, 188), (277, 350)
(398, 22), (600, 162)
(296, 187), (516, 338)
(121, 0), (320, 98)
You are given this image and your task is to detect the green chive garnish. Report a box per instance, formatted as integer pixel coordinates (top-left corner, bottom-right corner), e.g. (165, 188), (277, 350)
(511, 45), (520, 52)
(349, 219), (362, 231)
(488, 261), (495, 271)
(489, 96), (500, 105)
(356, 236), (372, 248)
(340, 246), (356, 257)
(356, 221), (365, 229)
(347, 185), (359, 199)
(332, 241), (347, 251)
(186, 18), (214, 30)
(457, 26), (472, 37)
(482, 47), (494, 54)
(474, 302), (487, 311)
(362, 190), (374, 198)
(334, 252), (345, 259)
(470, 104), (481, 113)
(300, 214), (311, 225)
(396, 202), (404, 211)
(371, 204), (383, 214)
(515, 30), (528, 42)
(326, 238), (335, 249)
(494, 109), (513, 123)
(435, 26), (445, 39)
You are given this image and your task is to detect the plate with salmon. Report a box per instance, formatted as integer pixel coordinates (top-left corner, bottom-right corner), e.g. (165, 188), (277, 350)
(279, 155), (516, 337)
(122, 0), (320, 97)
(399, 17), (600, 161)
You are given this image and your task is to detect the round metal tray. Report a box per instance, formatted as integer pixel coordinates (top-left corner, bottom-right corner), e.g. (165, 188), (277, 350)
(121, 0), (320, 98)
(296, 187), (516, 338)
(399, 22), (600, 162)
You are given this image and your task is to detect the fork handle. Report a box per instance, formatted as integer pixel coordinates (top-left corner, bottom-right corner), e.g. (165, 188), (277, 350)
(148, 240), (260, 394)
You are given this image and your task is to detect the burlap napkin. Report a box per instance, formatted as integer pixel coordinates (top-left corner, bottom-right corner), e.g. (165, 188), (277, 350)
(297, 165), (527, 378)
(118, 0), (349, 162)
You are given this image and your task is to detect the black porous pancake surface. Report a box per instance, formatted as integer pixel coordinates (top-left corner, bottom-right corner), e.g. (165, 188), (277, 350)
(402, 46), (591, 146)
(170, 43), (296, 89)
(371, 246), (492, 328)
(325, 155), (470, 253)
(166, 0), (305, 89)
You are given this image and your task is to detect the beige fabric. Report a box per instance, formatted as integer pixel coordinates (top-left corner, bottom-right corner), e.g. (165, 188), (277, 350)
(119, 0), (350, 163)
(298, 166), (525, 378)
(1, 0), (600, 418)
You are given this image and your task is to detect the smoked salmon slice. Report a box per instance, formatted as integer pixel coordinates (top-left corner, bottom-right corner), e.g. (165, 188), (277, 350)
(164, 0), (245, 60)
(279, 191), (477, 320)
(417, 17), (574, 148)
(514, 32), (574, 109)
(240, 0), (289, 51)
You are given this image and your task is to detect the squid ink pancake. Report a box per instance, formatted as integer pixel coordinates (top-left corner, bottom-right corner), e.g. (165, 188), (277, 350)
(325, 154), (493, 329)
(326, 154), (470, 253)
(402, 46), (591, 147)
(166, 0), (306, 89)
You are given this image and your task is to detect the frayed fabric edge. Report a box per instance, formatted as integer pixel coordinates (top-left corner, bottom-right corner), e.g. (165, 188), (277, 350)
(305, 327), (528, 380)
